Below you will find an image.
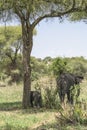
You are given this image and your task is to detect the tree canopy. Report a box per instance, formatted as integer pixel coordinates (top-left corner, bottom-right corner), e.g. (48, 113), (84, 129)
(0, 0), (76, 25)
(68, 0), (87, 22)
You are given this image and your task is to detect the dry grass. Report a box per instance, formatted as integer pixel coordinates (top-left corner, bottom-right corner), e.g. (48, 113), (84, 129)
(0, 77), (87, 129)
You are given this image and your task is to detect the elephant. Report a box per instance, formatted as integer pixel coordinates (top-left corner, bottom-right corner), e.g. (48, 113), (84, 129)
(29, 91), (42, 107)
(56, 73), (83, 104)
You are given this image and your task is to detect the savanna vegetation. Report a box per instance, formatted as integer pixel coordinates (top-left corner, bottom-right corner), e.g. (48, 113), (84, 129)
(1, 0), (86, 109)
(0, 38), (87, 129)
(0, 0), (87, 129)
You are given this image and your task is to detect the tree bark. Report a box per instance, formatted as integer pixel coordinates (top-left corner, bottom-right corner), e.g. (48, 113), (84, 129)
(21, 20), (33, 109)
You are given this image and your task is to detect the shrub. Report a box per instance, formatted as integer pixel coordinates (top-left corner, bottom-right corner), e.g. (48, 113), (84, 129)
(56, 103), (87, 129)
(43, 85), (60, 109)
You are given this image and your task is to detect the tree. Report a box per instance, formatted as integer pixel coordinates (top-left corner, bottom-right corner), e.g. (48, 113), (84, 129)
(0, 26), (36, 72)
(0, 26), (22, 68)
(50, 57), (68, 76)
(0, 26), (22, 82)
(68, 0), (87, 21)
(66, 57), (87, 76)
(0, 0), (76, 108)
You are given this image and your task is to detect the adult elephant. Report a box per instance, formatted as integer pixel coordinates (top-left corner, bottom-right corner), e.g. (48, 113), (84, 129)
(56, 73), (83, 104)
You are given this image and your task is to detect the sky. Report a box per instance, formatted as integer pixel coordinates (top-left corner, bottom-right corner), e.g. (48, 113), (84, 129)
(31, 19), (87, 59)
(0, 18), (87, 59)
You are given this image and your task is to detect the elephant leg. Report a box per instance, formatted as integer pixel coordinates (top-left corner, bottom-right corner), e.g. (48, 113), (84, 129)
(39, 96), (42, 107)
(76, 87), (80, 103)
(77, 88), (80, 97)
(67, 91), (71, 103)
(30, 92), (34, 107)
(70, 94), (74, 104)
(67, 90), (74, 104)
(59, 91), (65, 103)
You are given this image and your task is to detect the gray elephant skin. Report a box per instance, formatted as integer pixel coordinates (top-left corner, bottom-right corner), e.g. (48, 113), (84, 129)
(56, 73), (83, 104)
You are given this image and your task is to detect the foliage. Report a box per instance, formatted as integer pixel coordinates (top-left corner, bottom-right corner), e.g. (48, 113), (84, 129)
(43, 85), (60, 109)
(55, 77), (87, 129)
(0, 54), (87, 84)
(31, 57), (48, 81)
(0, 26), (22, 60)
(49, 56), (87, 78)
(0, 74), (87, 129)
(0, 0), (87, 108)
(0, 0), (77, 108)
(32, 75), (60, 109)
(0, 26), (22, 77)
(50, 57), (68, 76)
(56, 103), (87, 129)
(0, 82), (56, 129)
(0, 0), (76, 22)
(0, 26), (36, 62)
(0, 26), (37, 83)
(66, 57), (87, 76)
(67, 0), (87, 22)
(0, 26), (22, 43)
(43, 56), (53, 64)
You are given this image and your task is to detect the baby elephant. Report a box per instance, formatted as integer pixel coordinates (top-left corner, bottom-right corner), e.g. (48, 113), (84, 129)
(29, 91), (42, 108)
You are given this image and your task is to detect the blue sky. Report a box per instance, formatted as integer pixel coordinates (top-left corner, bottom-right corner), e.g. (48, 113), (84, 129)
(32, 19), (87, 59)
(0, 19), (87, 59)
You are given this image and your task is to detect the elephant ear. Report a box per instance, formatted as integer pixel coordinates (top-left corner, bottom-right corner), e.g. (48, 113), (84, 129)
(75, 76), (84, 84)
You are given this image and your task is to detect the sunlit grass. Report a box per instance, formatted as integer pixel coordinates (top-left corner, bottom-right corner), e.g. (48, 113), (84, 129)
(0, 82), (23, 103)
(0, 82), (57, 129)
(0, 79), (87, 129)
(0, 109), (56, 129)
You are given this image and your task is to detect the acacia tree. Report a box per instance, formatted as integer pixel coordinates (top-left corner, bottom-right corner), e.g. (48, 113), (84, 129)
(0, 0), (77, 108)
(0, 26), (22, 66)
(68, 0), (87, 22)
(0, 26), (36, 69)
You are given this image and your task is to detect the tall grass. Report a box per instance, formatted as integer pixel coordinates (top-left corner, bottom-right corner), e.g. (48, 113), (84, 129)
(0, 81), (57, 130)
(0, 77), (87, 130)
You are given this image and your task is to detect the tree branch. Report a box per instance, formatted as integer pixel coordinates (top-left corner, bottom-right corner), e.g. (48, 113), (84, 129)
(32, 0), (75, 28)
(5, 52), (13, 62)
(14, 40), (21, 61)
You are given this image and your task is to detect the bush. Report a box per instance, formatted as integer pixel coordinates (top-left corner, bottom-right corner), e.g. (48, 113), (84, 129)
(56, 103), (87, 129)
(50, 57), (67, 76)
(43, 85), (60, 109)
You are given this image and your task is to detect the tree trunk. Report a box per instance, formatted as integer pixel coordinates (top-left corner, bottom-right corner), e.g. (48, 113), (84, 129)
(21, 21), (33, 109)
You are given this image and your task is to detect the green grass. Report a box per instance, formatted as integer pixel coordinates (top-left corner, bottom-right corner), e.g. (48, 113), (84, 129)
(0, 80), (87, 130)
(0, 82), (57, 130)
(0, 109), (57, 130)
